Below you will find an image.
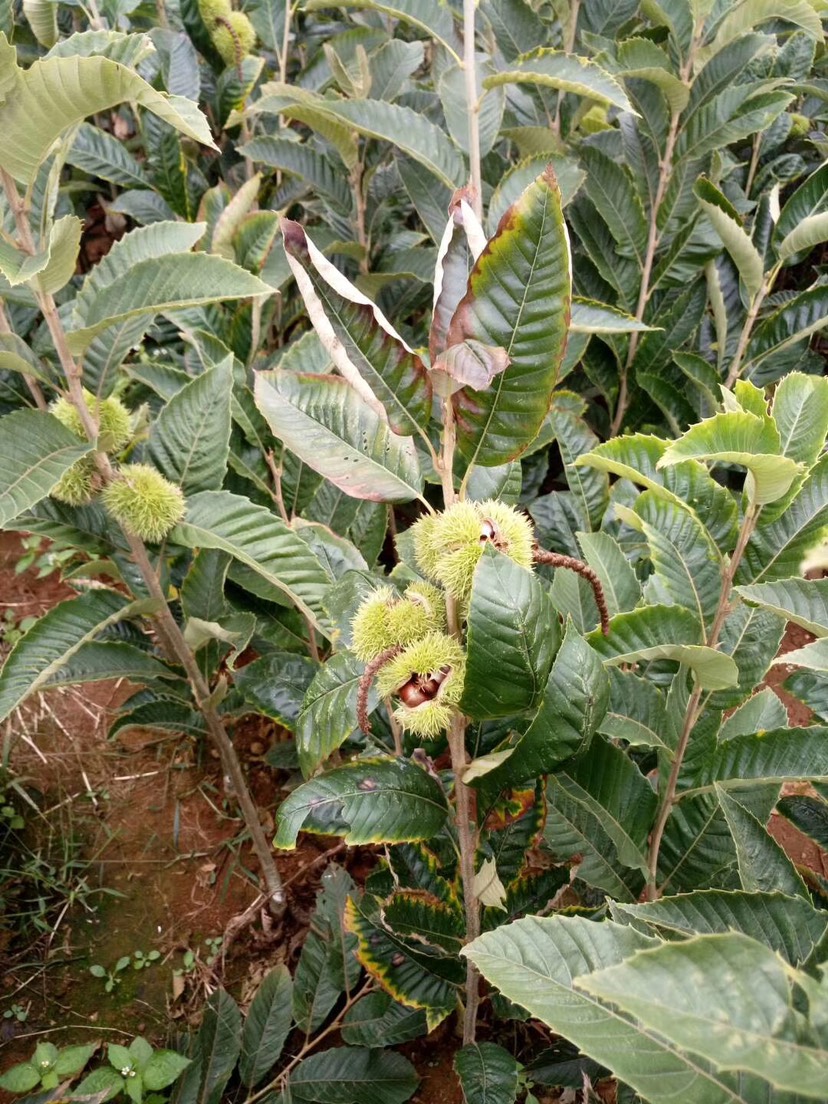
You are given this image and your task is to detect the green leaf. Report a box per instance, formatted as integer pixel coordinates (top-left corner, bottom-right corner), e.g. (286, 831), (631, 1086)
(0, 333), (52, 385)
(149, 358), (233, 494)
(252, 86), (463, 186)
(774, 162), (828, 257)
(452, 167), (571, 467)
(241, 85), (359, 169)
(547, 736), (657, 889)
(288, 1046), (418, 1104)
(586, 606), (739, 691)
(186, 990), (241, 1104)
(600, 670), (668, 750)
(484, 48), (634, 113)
(576, 532), (640, 616)
(720, 688), (787, 739)
(76, 222), (204, 317)
(487, 155), (584, 232)
(772, 637), (828, 673)
(319, 98), (466, 187)
(341, 993), (428, 1047)
(384, 890), (464, 953)
(460, 547), (559, 719)
(695, 179), (764, 300)
(234, 652), (316, 730)
(577, 932), (828, 1098)
(716, 787), (808, 899)
(771, 370), (828, 466)
(170, 490), (332, 635)
(613, 36), (690, 112)
(479, 0), (546, 61)
(570, 299), (656, 334)
(708, 605), (784, 711)
(66, 253), (270, 353)
(296, 651), (374, 776)
(142, 1051), (192, 1092)
(454, 1043), (519, 1104)
(110, 697), (206, 740)
(777, 795), (828, 852)
(738, 453), (828, 583)
(710, 0), (823, 55)
(30, 215), (83, 295)
(369, 39), (425, 101)
(0, 409), (92, 526)
(745, 288), (828, 372)
(633, 491), (722, 630)
(581, 147), (648, 267)
(294, 867), (361, 1034)
(484, 622), (609, 788)
(304, 0), (457, 57)
(39, 641), (174, 689)
(274, 757), (449, 848)
(465, 916), (760, 1104)
(67, 122), (149, 187)
(735, 578), (828, 637)
(239, 965), (293, 1088)
(0, 33), (215, 185)
(440, 60), (505, 159)
(75, 1066), (125, 1101)
(657, 410), (802, 506)
(612, 889), (828, 965)
(240, 136), (350, 211)
(776, 212), (828, 261)
(23, 0), (57, 46)
(345, 896), (460, 1024)
(575, 433), (739, 550)
(0, 1063), (40, 1093)
(684, 726), (828, 797)
(281, 221), (431, 436)
(53, 1043), (97, 1077)
(549, 397), (607, 530)
(44, 29), (156, 64)
(0, 591), (152, 722)
(254, 370), (424, 504)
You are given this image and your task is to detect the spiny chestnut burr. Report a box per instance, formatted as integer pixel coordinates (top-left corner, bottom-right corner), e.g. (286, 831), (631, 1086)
(351, 582), (446, 662)
(410, 500), (534, 601)
(51, 389), (132, 454)
(376, 633), (466, 739)
(102, 464), (185, 543)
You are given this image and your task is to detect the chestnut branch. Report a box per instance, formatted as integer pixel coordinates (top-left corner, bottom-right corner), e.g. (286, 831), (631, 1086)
(533, 546), (611, 635)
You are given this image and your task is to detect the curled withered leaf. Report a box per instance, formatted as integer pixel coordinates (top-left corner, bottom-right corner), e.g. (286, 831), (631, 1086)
(431, 339), (510, 394)
(430, 189), (487, 362)
(280, 218), (431, 436)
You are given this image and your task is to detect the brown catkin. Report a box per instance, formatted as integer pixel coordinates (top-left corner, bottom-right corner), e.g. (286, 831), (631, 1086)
(533, 547), (611, 636)
(356, 645), (404, 734)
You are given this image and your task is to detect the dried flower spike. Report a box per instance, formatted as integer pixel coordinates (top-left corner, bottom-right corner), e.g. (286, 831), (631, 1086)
(533, 547), (611, 635)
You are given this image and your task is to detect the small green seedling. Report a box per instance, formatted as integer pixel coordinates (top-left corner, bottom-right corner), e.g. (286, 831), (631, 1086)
(0, 1041), (97, 1094)
(75, 1037), (191, 1104)
(90, 949), (159, 992)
